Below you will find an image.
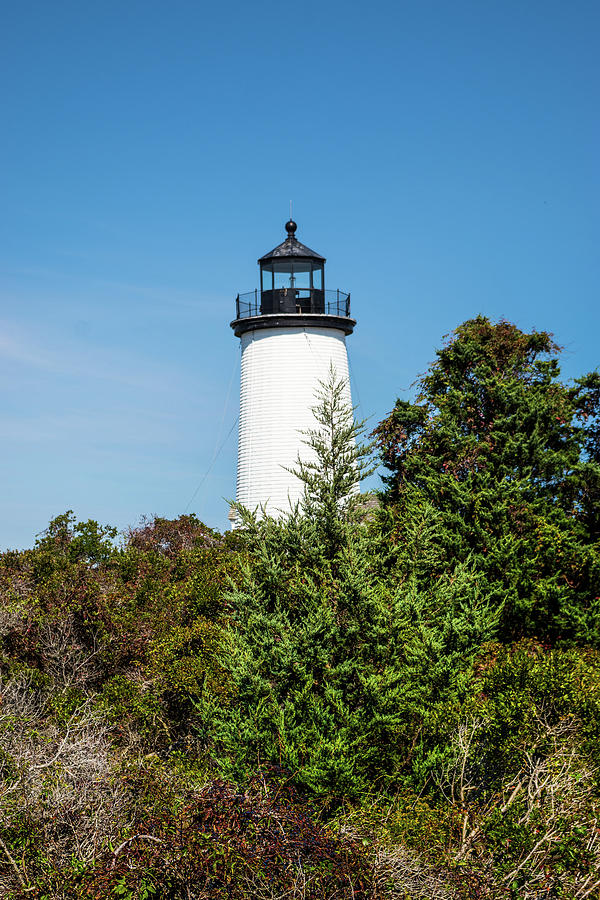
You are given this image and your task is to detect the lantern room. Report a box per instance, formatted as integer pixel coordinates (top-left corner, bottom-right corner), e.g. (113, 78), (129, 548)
(259, 219), (326, 314)
(231, 220), (354, 337)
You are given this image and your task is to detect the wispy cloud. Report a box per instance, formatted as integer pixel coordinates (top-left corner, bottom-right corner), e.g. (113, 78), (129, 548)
(0, 406), (181, 447)
(0, 318), (179, 390)
(1, 266), (224, 318)
(0, 330), (51, 369)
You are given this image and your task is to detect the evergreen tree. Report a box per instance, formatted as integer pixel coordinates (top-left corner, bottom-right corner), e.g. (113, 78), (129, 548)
(290, 366), (373, 504)
(373, 316), (600, 643)
(210, 370), (499, 797)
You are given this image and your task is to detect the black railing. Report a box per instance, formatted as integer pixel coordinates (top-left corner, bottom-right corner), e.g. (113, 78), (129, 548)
(235, 288), (351, 320)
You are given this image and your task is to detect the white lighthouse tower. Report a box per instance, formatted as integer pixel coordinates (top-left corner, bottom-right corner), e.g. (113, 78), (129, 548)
(229, 219), (356, 525)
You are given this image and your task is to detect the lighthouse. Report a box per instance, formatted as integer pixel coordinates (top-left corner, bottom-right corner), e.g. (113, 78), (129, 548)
(229, 220), (356, 525)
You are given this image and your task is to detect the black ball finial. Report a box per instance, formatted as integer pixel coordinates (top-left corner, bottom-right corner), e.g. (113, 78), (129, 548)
(285, 219), (297, 237)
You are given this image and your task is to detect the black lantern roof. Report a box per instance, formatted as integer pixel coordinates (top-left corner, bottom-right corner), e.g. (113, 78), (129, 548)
(258, 220), (325, 264)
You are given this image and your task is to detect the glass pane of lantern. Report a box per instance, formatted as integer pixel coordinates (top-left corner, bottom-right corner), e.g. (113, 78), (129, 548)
(291, 265), (310, 289)
(273, 266), (292, 289)
(312, 267), (323, 289)
(261, 267), (273, 290)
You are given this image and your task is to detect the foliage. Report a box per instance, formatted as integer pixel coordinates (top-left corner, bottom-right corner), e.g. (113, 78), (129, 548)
(0, 317), (598, 898)
(83, 773), (372, 900)
(211, 373), (502, 799)
(287, 364), (375, 556)
(0, 512), (239, 897)
(373, 315), (600, 644)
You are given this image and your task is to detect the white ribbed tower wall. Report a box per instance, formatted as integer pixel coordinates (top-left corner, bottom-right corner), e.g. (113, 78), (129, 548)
(235, 325), (352, 518)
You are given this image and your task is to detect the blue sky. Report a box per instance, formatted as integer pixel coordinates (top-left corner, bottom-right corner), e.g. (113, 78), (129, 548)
(1, 0), (598, 548)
